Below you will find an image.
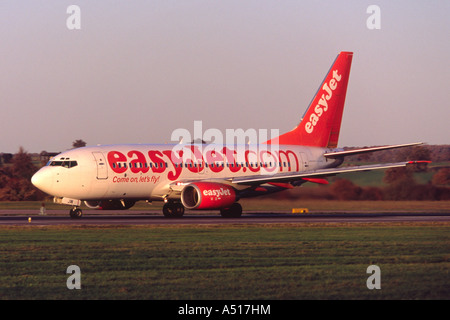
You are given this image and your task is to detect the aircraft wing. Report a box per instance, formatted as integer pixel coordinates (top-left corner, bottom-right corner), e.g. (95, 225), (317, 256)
(323, 142), (424, 159)
(229, 161), (428, 186)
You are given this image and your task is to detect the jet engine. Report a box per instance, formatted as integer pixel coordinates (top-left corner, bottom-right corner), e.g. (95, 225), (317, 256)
(181, 182), (236, 210)
(84, 199), (136, 210)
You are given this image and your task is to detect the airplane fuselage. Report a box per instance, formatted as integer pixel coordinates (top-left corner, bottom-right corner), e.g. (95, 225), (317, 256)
(33, 144), (338, 203)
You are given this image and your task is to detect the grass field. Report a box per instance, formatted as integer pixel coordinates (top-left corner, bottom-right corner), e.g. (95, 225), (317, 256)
(1, 222), (449, 300)
(333, 169), (435, 187)
(240, 199), (450, 213)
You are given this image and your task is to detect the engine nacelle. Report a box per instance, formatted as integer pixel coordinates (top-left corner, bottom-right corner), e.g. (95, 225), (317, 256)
(84, 200), (136, 210)
(181, 182), (236, 210)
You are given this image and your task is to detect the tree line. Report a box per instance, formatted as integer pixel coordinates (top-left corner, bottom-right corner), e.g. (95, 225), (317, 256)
(270, 164), (450, 202)
(267, 145), (450, 201)
(0, 147), (46, 201)
(0, 143), (448, 202)
(0, 140), (86, 201)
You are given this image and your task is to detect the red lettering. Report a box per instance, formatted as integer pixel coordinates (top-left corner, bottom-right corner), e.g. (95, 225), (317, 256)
(113, 176), (129, 183)
(108, 147), (299, 182)
(186, 145), (204, 173)
(128, 150), (149, 174)
(162, 150), (183, 181)
(259, 150), (277, 172)
(108, 151), (127, 174)
(276, 150), (298, 172)
(245, 150), (260, 173)
(222, 147), (240, 173)
(148, 150), (166, 173)
(205, 149), (224, 173)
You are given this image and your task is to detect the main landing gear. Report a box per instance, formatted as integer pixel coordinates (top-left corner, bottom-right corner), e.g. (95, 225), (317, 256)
(162, 202), (242, 218)
(69, 207), (83, 219)
(163, 202), (185, 218)
(220, 203), (242, 218)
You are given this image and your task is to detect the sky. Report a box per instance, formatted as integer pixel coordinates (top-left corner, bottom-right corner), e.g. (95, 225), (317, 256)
(1, 0), (449, 153)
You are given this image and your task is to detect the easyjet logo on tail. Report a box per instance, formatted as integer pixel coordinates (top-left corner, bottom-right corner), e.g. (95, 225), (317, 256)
(305, 69), (342, 134)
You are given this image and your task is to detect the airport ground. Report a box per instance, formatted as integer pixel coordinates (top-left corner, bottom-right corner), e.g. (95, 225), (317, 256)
(1, 198), (450, 214)
(1, 200), (449, 300)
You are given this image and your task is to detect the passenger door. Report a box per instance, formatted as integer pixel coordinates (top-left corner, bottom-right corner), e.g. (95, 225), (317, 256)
(92, 152), (108, 180)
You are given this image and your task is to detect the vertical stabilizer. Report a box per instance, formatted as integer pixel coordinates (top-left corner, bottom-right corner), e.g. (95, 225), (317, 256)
(267, 51), (353, 148)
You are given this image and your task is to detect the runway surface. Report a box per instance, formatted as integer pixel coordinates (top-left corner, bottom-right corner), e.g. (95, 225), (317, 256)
(1, 210), (450, 226)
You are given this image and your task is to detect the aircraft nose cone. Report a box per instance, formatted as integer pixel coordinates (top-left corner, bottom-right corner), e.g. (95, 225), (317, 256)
(31, 168), (54, 194)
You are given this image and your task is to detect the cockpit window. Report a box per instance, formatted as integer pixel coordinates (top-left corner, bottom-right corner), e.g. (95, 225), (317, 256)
(48, 160), (78, 168)
(63, 161), (78, 168)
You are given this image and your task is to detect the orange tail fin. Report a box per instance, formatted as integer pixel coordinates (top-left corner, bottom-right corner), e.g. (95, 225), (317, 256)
(268, 51), (353, 148)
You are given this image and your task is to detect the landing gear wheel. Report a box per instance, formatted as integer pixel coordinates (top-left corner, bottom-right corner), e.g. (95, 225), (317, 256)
(163, 202), (185, 218)
(220, 203), (242, 218)
(69, 207), (83, 219)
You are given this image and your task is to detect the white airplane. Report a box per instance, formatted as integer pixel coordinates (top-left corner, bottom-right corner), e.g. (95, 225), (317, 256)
(31, 51), (427, 218)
